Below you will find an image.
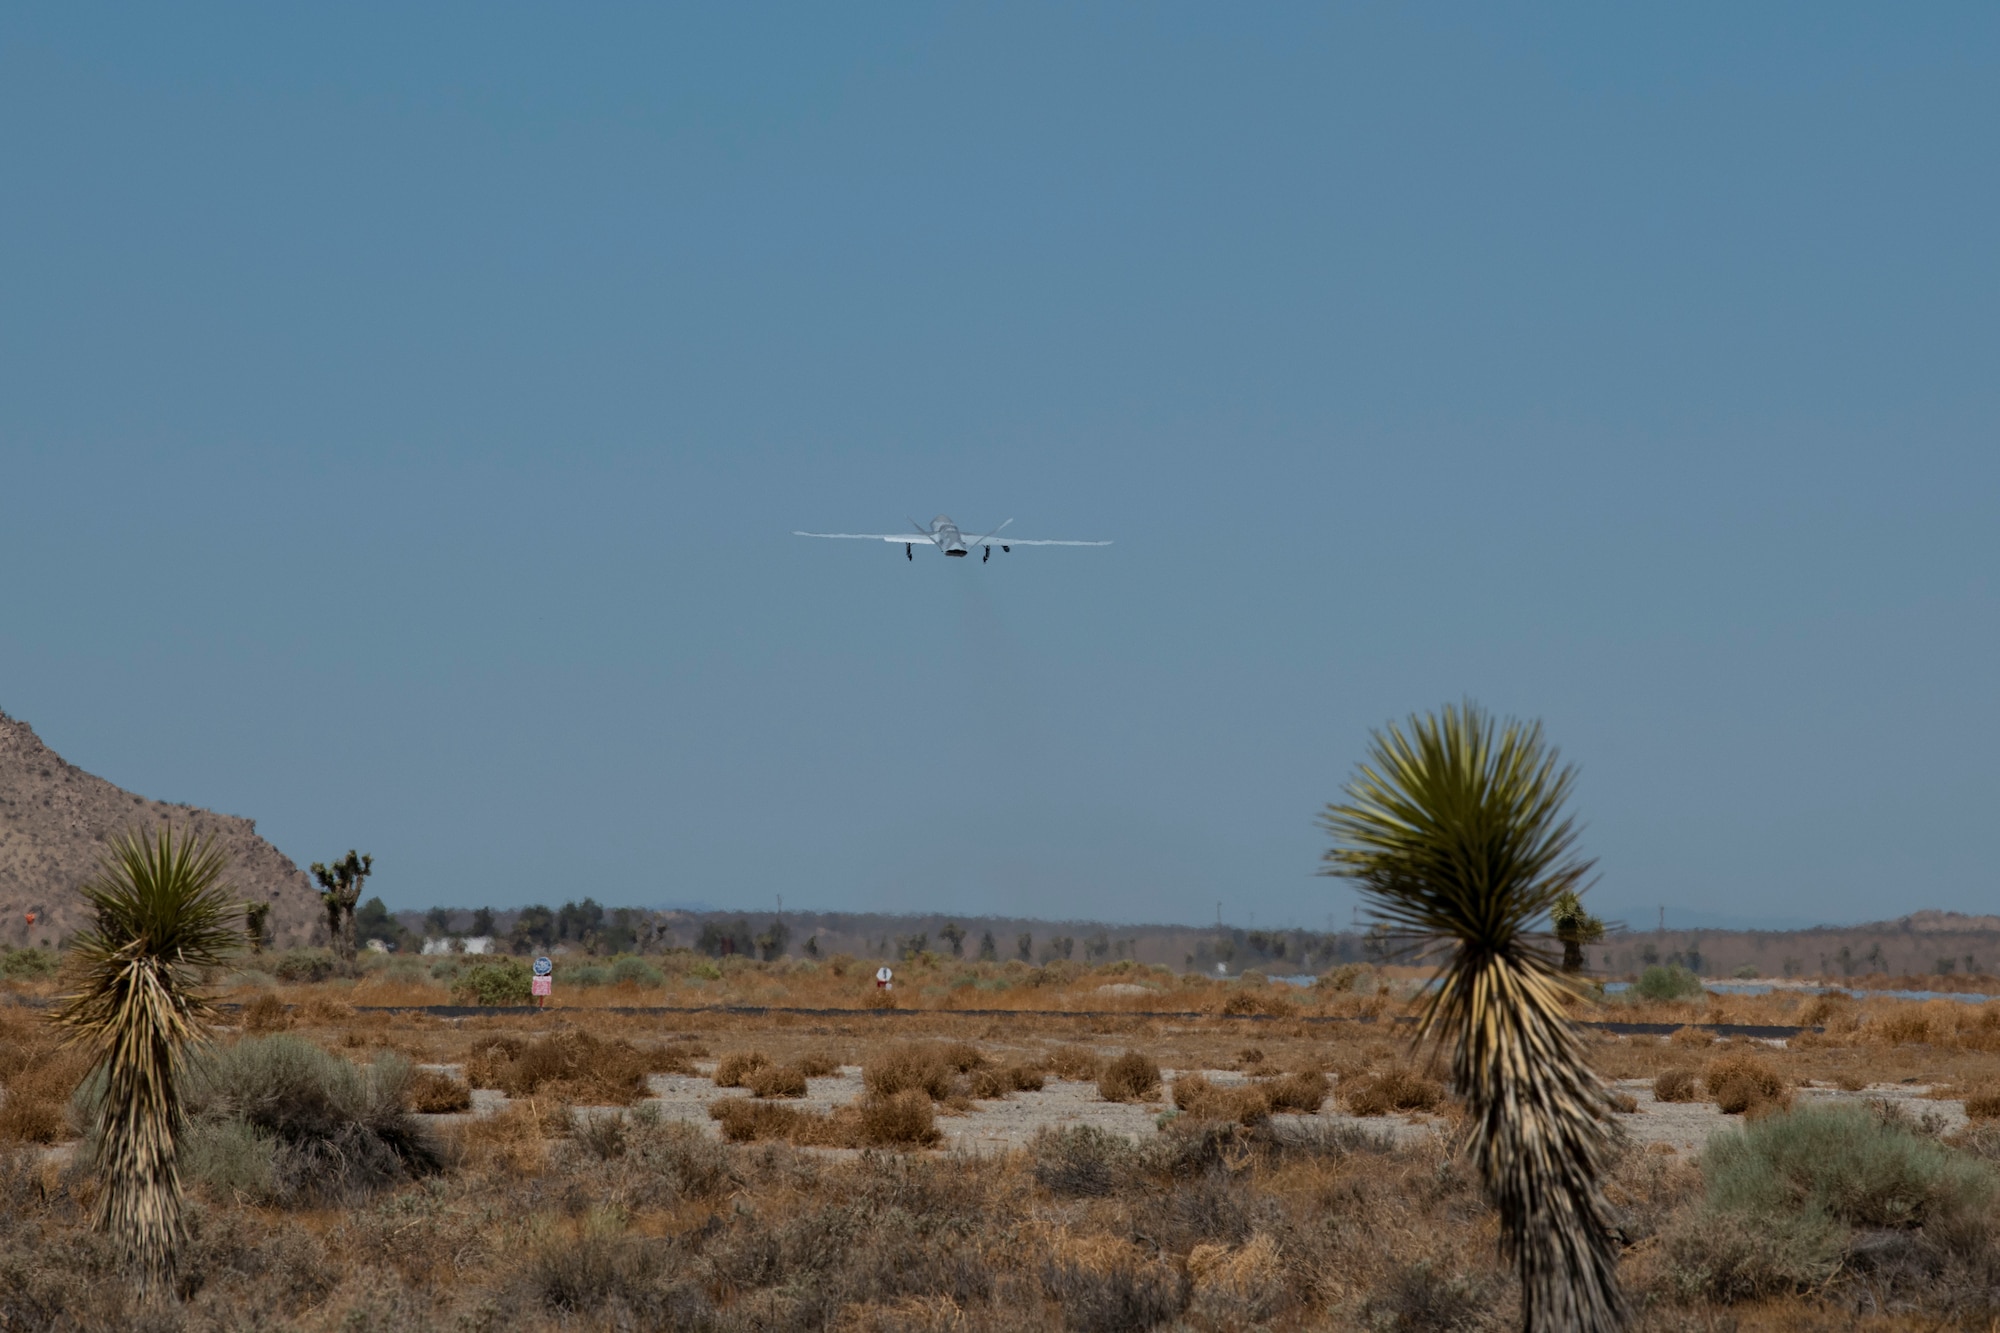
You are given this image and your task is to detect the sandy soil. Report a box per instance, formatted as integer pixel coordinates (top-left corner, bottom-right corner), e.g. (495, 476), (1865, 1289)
(415, 1062), (1969, 1156)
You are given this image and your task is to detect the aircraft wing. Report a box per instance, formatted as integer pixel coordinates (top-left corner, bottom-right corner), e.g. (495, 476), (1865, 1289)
(993, 538), (1112, 546)
(794, 531), (930, 542)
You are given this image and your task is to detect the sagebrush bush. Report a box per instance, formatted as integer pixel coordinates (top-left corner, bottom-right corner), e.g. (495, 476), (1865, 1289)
(1704, 1051), (1787, 1115)
(708, 1088), (940, 1148)
(1704, 1102), (1995, 1230)
(1263, 1070), (1330, 1114)
(1171, 1073), (1271, 1125)
(0, 1046), (92, 1143)
(1653, 1068), (1699, 1103)
(610, 956), (665, 987)
(450, 959), (532, 1006)
(0, 947), (58, 979)
(968, 1064), (1044, 1099)
(1031, 1125), (1133, 1197)
(406, 1067), (473, 1113)
(1659, 1204), (1842, 1304)
(176, 1035), (442, 1204)
(1340, 1067), (1445, 1116)
(864, 1044), (961, 1100)
(272, 949), (338, 983)
(1044, 1045), (1103, 1081)
(241, 992), (291, 1033)
(1635, 965), (1705, 1002)
(1097, 1052), (1162, 1103)
(712, 1050), (771, 1087)
(464, 1031), (653, 1104)
(746, 1064), (807, 1098)
(793, 1052), (841, 1078)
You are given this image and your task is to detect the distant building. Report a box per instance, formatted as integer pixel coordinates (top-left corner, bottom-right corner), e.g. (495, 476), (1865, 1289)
(421, 935), (494, 955)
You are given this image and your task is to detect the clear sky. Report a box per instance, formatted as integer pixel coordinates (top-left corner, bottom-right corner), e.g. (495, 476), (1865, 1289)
(2, 5), (1994, 929)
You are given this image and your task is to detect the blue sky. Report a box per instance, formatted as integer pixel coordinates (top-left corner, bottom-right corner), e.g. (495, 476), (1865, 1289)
(2, 4), (1994, 928)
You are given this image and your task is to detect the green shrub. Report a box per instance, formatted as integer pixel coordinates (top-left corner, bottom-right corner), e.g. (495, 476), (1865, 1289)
(273, 949), (338, 983)
(686, 958), (723, 982)
(1040, 1120), (1136, 1192)
(1704, 1102), (1994, 1230)
(181, 1119), (279, 1200)
(1635, 964), (1705, 1002)
(611, 956), (665, 987)
(0, 947), (58, 979)
(176, 1035), (442, 1204)
(451, 958), (532, 1005)
(1654, 1104), (1999, 1305)
(1660, 1205), (1841, 1303)
(427, 957), (461, 980)
(567, 964), (612, 987)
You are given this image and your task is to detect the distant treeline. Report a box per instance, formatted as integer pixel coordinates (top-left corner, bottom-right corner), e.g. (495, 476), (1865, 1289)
(380, 901), (1383, 976)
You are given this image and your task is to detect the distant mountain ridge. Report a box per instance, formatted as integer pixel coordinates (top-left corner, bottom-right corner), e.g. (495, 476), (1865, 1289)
(0, 708), (322, 950)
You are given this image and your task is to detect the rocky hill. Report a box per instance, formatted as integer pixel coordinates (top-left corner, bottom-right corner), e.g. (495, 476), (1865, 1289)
(0, 709), (322, 951)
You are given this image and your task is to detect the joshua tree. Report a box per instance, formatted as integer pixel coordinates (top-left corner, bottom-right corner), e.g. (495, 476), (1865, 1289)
(978, 930), (998, 962)
(939, 922), (967, 958)
(1017, 932), (1034, 962)
(1552, 890), (1606, 974)
(1319, 702), (1624, 1331)
(310, 850), (373, 964)
(55, 825), (241, 1283)
(241, 900), (271, 953)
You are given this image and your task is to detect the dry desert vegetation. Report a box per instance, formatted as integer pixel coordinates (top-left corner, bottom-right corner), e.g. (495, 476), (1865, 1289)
(9, 950), (2000, 1330)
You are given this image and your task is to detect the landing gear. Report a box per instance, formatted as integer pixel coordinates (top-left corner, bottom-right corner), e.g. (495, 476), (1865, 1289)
(905, 543), (913, 561)
(1001, 545), (1010, 553)
(982, 545), (990, 563)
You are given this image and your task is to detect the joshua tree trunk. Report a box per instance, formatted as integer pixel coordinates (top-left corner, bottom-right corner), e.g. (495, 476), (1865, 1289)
(328, 888), (359, 962)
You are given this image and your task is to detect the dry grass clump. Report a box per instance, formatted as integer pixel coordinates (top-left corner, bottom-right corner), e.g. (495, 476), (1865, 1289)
(793, 1051), (841, 1078)
(296, 996), (357, 1024)
(712, 1050), (770, 1087)
(745, 1064), (808, 1099)
(1340, 1067), (1445, 1117)
(1236, 1047), (1267, 1069)
(863, 1043), (980, 1101)
(1172, 1073), (1272, 1125)
(1044, 1044), (1103, 1081)
(1669, 1025), (1714, 1049)
(0, 1046), (92, 1143)
(1263, 1070), (1330, 1114)
(966, 1064), (1045, 1099)
(1705, 1051), (1789, 1115)
(457, 1101), (550, 1174)
(1653, 1068), (1700, 1103)
(407, 1067), (474, 1113)
(0, 1008), (89, 1144)
(464, 1032), (652, 1105)
(1963, 1087), (2000, 1120)
(1218, 989), (1297, 1018)
(242, 992), (292, 1033)
(708, 1088), (941, 1148)
(1098, 1052), (1162, 1103)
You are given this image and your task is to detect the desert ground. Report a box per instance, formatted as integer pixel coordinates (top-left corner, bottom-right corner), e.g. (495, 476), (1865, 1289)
(8, 949), (2000, 1330)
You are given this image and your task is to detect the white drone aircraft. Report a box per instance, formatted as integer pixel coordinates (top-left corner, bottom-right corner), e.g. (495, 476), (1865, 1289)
(795, 514), (1112, 562)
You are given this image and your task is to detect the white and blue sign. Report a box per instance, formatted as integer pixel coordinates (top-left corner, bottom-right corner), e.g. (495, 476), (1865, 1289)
(533, 956), (553, 977)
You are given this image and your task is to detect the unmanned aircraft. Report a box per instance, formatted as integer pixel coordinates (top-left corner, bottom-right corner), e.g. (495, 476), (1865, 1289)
(794, 515), (1112, 562)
